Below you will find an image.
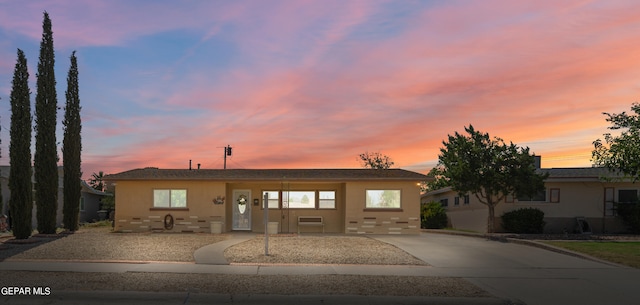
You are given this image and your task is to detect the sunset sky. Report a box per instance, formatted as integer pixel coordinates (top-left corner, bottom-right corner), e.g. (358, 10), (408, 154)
(1, 0), (639, 179)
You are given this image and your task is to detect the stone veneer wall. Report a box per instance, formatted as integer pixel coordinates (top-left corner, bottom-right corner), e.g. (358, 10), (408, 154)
(115, 214), (225, 233)
(346, 215), (420, 234)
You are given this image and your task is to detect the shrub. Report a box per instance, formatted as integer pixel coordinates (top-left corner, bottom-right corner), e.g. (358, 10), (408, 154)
(421, 201), (448, 229)
(616, 202), (640, 233)
(501, 208), (545, 234)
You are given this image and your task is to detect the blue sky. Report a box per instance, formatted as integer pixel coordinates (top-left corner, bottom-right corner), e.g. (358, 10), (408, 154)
(1, 0), (640, 178)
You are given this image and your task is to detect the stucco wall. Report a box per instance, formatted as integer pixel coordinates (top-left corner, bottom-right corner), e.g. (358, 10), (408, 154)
(114, 180), (226, 233)
(424, 181), (630, 234)
(446, 208), (489, 233)
(226, 182), (345, 233)
(114, 179), (423, 234)
(344, 181), (421, 234)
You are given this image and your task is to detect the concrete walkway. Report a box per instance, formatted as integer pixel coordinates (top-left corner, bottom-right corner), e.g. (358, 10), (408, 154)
(193, 233), (253, 264)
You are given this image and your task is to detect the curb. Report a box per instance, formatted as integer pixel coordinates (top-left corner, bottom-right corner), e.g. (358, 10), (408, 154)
(505, 238), (631, 268)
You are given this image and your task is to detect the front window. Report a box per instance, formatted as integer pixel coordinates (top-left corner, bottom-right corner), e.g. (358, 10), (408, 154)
(440, 198), (448, 207)
(262, 191), (280, 208)
(517, 189), (546, 202)
(262, 190), (336, 209)
(366, 190), (401, 208)
(285, 191), (316, 209)
(319, 191), (336, 209)
(154, 189), (187, 208)
(618, 190), (638, 203)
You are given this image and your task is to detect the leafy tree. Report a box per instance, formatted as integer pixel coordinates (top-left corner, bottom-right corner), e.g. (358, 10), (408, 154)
(100, 193), (115, 211)
(437, 125), (547, 233)
(593, 103), (640, 180)
(8, 49), (33, 239)
(421, 201), (448, 229)
(89, 171), (105, 192)
(424, 166), (449, 192)
(63, 51), (81, 231)
(34, 11), (59, 234)
(358, 151), (394, 169)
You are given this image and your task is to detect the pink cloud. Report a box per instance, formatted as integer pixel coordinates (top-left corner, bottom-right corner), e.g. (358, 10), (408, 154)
(0, 1), (251, 48)
(7, 0), (640, 178)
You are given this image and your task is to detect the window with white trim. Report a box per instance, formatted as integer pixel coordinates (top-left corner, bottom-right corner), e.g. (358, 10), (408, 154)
(154, 189), (187, 208)
(366, 190), (401, 208)
(262, 191), (280, 208)
(262, 190), (336, 209)
(319, 191), (336, 209)
(285, 191), (315, 209)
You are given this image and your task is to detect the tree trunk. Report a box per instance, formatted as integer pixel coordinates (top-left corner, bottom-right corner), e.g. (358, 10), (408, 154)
(487, 204), (495, 233)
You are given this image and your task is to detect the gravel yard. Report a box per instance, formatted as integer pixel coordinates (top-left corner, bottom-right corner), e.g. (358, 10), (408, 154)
(3, 227), (426, 265)
(225, 235), (428, 265)
(1, 227), (228, 262)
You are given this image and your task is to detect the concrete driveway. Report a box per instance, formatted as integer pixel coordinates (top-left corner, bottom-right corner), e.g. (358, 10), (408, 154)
(373, 233), (640, 305)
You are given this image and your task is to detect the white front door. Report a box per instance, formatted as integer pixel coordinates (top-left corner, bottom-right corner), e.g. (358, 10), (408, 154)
(232, 189), (251, 230)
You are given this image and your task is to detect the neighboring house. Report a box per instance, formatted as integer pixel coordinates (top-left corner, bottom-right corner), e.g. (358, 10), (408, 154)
(104, 168), (427, 234)
(0, 166), (111, 228)
(422, 165), (632, 234)
(80, 180), (112, 223)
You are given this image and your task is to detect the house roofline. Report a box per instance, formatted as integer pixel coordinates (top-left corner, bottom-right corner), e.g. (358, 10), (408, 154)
(105, 168), (429, 182)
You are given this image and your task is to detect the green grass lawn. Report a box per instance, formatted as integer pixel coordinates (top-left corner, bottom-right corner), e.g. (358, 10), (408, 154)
(544, 241), (640, 268)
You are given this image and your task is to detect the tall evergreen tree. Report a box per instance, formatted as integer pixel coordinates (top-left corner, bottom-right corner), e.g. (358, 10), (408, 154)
(34, 11), (58, 234)
(63, 51), (81, 231)
(0, 106), (2, 215)
(9, 49), (33, 239)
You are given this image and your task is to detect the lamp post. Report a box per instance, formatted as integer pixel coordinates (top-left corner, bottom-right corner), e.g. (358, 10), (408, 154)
(263, 192), (269, 256)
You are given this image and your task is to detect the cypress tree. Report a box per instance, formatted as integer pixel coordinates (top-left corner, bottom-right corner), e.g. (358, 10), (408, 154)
(34, 11), (58, 234)
(0, 116), (2, 215)
(63, 51), (81, 231)
(9, 49), (33, 239)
